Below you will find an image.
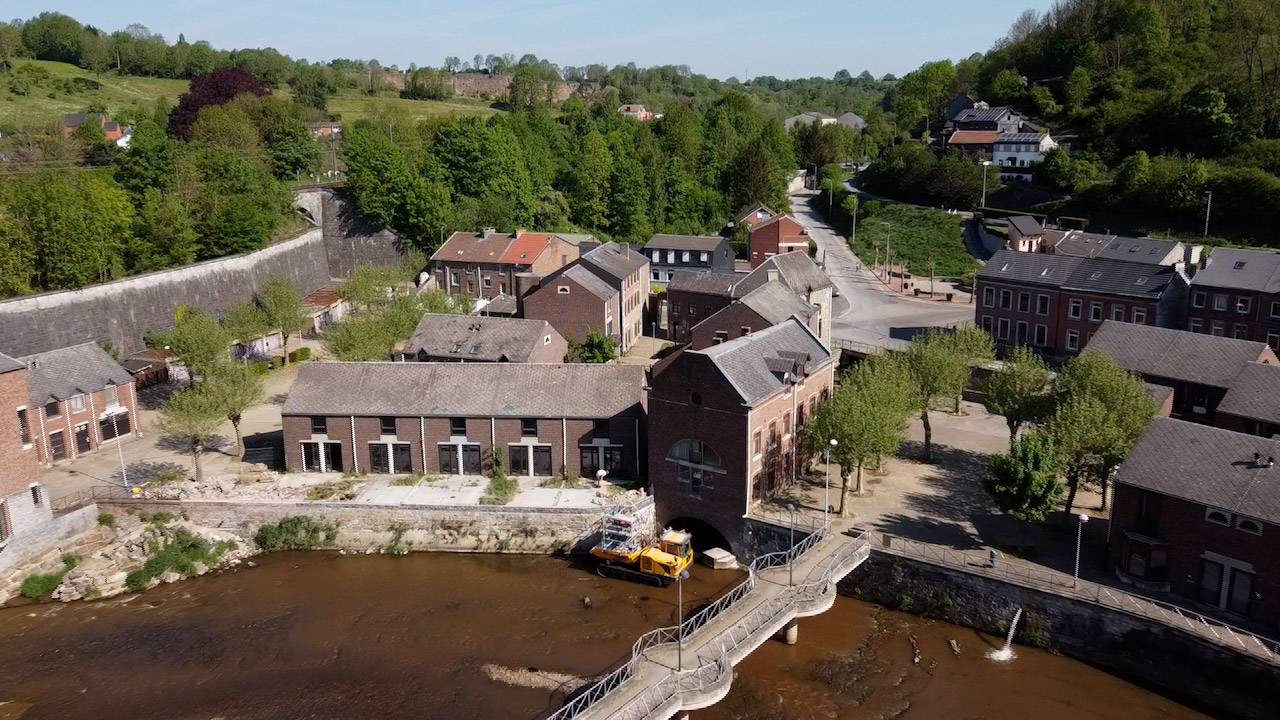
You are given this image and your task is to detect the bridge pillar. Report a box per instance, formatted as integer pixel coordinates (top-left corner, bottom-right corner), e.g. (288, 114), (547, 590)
(776, 618), (799, 645)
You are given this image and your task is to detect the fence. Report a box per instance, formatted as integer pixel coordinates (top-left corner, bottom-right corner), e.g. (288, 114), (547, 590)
(872, 531), (1280, 665)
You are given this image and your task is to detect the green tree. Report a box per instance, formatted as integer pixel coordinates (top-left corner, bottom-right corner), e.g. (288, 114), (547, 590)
(570, 128), (612, 231)
(258, 276), (309, 365)
(945, 325), (994, 411)
(132, 188), (198, 271)
(156, 307), (231, 384)
(0, 24), (21, 70)
(568, 329), (617, 363)
(986, 430), (1062, 550)
(1064, 66), (1092, 114)
(203, 362), (264, 458)
(981, 346), (1052, 447)
(266, 118), (319, 179)
(157, 386), (224, 483)
(220, 299), (270, 356)
(291, 64), (335, 110)
(902, 329), (975, 461)
(989, 68), (1026, 105)
(1030, 85), (1060, 116)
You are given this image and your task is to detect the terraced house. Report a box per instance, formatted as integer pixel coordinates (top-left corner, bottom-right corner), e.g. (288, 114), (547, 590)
(0, 353), (46, 544)
(281, 363), (646, 481)
(429, 228), (579, 305)
(1186, 247), (1280, 350)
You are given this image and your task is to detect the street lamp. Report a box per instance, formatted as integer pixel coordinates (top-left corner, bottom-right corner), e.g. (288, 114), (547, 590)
(787, 502), (797, 587)
(980, 160), (993, 209)
(108, 382), (128, 488)
(824, 438), (838, 526)
(676, 568), (690, 671)
(1074, 513), (1089, 586)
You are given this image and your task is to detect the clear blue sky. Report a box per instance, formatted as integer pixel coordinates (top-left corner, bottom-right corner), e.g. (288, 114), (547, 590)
(9, 1), (1055, 79)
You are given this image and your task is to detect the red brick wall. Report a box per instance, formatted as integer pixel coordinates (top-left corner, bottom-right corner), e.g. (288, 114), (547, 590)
(974, 280), (1062, 354)
(523, 276), (614, 345)
(748, 217), (808, 269)
(667, 289), (732, 343)
(1187, 285), (1280, 348)
(0, 369), (39, 496)
(1057, 291), (1158, 355)
(29, 383), (139, 465)
(689, 304), (768, 350)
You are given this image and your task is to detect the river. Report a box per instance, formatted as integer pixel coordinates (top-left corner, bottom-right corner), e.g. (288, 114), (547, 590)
(0, 552), (1204, 720)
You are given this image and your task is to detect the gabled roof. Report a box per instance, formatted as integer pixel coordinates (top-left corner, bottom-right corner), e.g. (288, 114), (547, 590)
(431, 231), (513, 264)
(732, 202), (775, 226)
(977, 249), (1177, 299)
(0, 352), (24, 374)
(736, 252), (832, 295)
(1118, 417), (1280, 525)
(499, 231), (556, 265)
(282, 362), (646, 419)
(692, 318), (831, 406)
(1083, 321), (1274, 388)
(667, 271), (740, 296)
(644, 234), (727, 252)
(749, 213), (807, 237)
(402, 314), (560, 362)
(737, 281), (815, 325)
(837, 112), (866, 129)
(557, 264), (617, 301)
(947, 130), (998, 145)
(1191, 247), (1280, 293)
(1007, 216), (1044, 236)
(996, 132), (1048, 143)
(1218, 363), (1280, 425)
(1047, 230), (1184, 265)
(954, 106), (1014, 123)
(19, 342), (133, 405)
(581, 242), (648, 281)
(553, 233), (597, 247)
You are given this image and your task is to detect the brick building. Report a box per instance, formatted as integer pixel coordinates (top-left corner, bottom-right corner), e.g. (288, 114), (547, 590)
(730, 203), (775, 231)
(576, 242), (650, 353)
(1186, 247), (1280, 350)
(642, 234), (735, 286)
(430, 228), (578, 304)
(1215, 362), (1280, 438)
(665, 272), (740, 345)
(282, 363), (646, 480)
(523, 265), (622, 351)
(1110, 418), (1280, 626)
(1083, 322), (1278, 424)
(396, 314), (567, 363)
(648, 318), (834, 554)
(16, 343), (139, 466)
(975, 248), (1189, 357)
(689, 281), (816, 350)
(0, 353), (47, 544)
(748, 214), (810, 269)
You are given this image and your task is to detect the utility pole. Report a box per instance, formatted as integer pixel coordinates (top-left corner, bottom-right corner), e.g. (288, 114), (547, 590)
(1203, 191), (1213, 239)
(929, 251), (935, 299)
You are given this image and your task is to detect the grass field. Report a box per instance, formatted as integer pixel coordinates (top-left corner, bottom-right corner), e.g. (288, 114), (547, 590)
(0, 60), (500, 128)
(854, 204), (978, 278)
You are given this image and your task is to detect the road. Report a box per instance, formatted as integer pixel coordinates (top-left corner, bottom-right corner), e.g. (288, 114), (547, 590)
(791, 192), (975, 350)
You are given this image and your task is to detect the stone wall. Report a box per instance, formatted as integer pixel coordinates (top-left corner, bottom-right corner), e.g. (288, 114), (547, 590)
(96, 498), (643, 555)
(0, 190), (404, 357)
(0, 504), (97, 577)
(448, 73), (603, 103)
(843, 552), (1280, 720)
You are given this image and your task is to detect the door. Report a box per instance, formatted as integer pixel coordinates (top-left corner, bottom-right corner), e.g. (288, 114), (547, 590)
(532, 446), (552, 476)
(322, 442), (344, 473)
(49, 431), (66, 461)
(580, 447), (600, 478)
(392, 443), (412, 474)
(1228, 568), (1254, 616)
(462, 444), (481, 474)
(1198, 559), (1224, 605)
(509, 446), (530, 476)
(75, 423), (91, 454)
(302, 442), (322, 471)
(370, 444), (390, 474)
(439, 445), (459, 474)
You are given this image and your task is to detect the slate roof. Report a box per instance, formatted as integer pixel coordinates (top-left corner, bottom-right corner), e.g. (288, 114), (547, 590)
(558, 264), (617, 301)
(1117, 417), (1280, 525)
(837, 112), (866, 129)
(19, 342), (133, 405)
(737, 281), (815, 324)
(978, 249), (1177, 299)
(0, 352), (24, 374)
(1007, 216), (1044, 236)
(996, 132), (1047, 143)
(282, 362), (646, 419)
(402, 314), (559, 362)
(1218, 363), (1280, 425)
(644, 234), (727, 253)
(736, 252), (832, 294)
(553, 233), (597, 247)
(667, 271), (740, 296)
(948, 130), (998, 145)
(954, 107), (1013, 123)
(1191, 247), (1280, 293)
(693, 318), (831, 406)
(1047, 230), (1184, 265)
(1083, 321), (1272, 388)
(581, 242), (648, 281)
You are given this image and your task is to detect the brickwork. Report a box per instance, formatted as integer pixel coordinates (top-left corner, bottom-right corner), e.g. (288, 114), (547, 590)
(1187, 285), (1280, 349)
(748, 216), (810, 269)
(667, 289), (733, 344)
(0, 368), (39, 496)
(29, 383), (139, 466)
(689, 303), (768, 349)
(522, 274), (617, 346)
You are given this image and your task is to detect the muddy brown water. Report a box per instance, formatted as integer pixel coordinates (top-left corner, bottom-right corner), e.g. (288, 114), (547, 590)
(0, 552), (1203, 720)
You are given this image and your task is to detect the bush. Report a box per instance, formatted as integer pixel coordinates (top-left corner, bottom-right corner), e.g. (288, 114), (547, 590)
(255, 515), (337, 551)
(479, 475), (519, 505)
(248, 361), (271, 376)
(97, 512), (117, 528)
(289, 347), (312, 362)
(19, 554), (79, 599)
(125, 529), (235, 591)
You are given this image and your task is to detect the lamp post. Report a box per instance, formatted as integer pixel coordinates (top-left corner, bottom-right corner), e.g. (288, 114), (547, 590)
(1074, 513), (1089, 587)
(787, 502), (796, 587)
(676, 568), (690, 671)
(108, 382), (128, 488)
(1203, 191), (1213, 238)
(824, 438), (838, 526)
(980, 160), (993, 209)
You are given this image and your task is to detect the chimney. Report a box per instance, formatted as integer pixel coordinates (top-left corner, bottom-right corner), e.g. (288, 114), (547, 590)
(481, 227), (496, 239)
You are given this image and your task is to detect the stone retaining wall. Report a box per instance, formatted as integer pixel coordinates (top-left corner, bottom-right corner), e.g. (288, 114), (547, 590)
(843, 552), (1280, 720)
(96, 498), (643, 555)
(0, 505), (98, 591)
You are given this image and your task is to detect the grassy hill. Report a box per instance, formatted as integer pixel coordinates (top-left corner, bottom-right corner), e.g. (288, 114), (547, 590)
(0, 60), (500, 128)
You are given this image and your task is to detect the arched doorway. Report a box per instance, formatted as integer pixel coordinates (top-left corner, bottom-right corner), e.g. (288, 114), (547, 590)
(665, 516), (732, 554)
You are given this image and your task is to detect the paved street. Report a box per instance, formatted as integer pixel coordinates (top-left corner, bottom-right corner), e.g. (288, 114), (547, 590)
(790, 191), (975, 350)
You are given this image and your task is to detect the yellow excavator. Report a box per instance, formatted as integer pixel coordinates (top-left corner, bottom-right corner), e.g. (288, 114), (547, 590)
(591, 513), (693, 586)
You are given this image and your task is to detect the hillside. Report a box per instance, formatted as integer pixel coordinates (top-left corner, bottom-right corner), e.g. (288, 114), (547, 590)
(0, 60), (501, 128)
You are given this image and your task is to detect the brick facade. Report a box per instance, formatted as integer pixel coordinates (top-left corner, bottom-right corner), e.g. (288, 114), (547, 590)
(667, 289), (733, 345)
(748, 215), (810, 269)
(689, 303), (770, 349)
(976, 281), (1170, 357)
(1187, 285), (1280, 350)
(28, 383), (139, 466)
(0, 366), (40, 497)
(522, 274), (620, 348)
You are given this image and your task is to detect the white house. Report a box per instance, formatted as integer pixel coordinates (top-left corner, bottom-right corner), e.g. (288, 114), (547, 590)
(993, 132), (1058, 176)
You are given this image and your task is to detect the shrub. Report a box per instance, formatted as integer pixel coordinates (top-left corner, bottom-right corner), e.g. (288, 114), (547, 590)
(307, 478), (359, 500)
(254, 515), (337, 551)
(19, 554), (79, 599)
(289, 347), (312, 362)
(141, 512), (176, 526)
(480, 475), (518, 505)
(248, 361), (271, 376)
(124, 530), (234, 591)
(97, 512), (117, 528)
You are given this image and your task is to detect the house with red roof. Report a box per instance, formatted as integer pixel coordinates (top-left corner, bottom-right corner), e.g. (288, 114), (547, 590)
(429, 228), (579, 306)
(748, 214), (810, 269)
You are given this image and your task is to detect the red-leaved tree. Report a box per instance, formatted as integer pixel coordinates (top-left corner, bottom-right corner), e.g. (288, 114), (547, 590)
(169, 67), (271, 139)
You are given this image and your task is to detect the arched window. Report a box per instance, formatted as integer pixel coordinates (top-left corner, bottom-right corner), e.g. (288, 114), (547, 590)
(667, 439), (725, 497)
(1236, 517), (1263, 536)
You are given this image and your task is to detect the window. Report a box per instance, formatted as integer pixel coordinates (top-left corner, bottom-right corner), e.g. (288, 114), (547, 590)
(1065, 330), (1080, 351)
(45, 400), (60, 418)
(49, 430), (66, 460)
(1211, 321), (1224, 336)
(16, 408), (30, 446)
(1016, 321), (1028, 344)
(557, 286), (570, 295)
(1192, 291), (1206, 309)
(1111, 305), (1125, 321)
(1018, 292), (1030, 312)
(997, 318), (1009, 340)
(1189, 318), (1203, 333)
(1068, 299), (1082, 319)
(1132, 308), (1147, 324)
(593, 419), (610, 439)
(509, 446), (530, 476)
(379, 416), (397, 435)
(99, 412), (130, 441)
(681, 251), (690, 262)
(783, 412), (791, 438)
(671, 301), (680, 314)
(69, 394), (85, 413)
(1237, 297), (1251, 314)
(1036, 294), (1049, 315)
(311, 416), (327, 434)
(483, 276), (492, 288)
(688, 304), (697, 317)
(1205, 507), (1232, 526)
(105, 384), (119, 407)
(753, 431), (762, 457)
(521, 418), (538, 436)
(982, 287), (995, 307)
(740, 326), (751, 336)
(667, 439), (725, 496)
(666, 250), (676, 264)
(1089, 302), (1103, 322)
(1034, 324), (1047, 346)
(1214, 294), (1228, 311)
(981, 315), (993, 333)
(999, 289), (1012, 310)
(1236, 517), (1263, 536)
(651, 270), (660, 281)
(449, 417), (467, 436)
(450, 271), (460, 286)
(704, 305), (712, 317)
(1271, 301), (1280, 319)
(699, 251), (708, 263)
(1234, 324), (1249, 340)
(1268, 330), (1280, 350)
(30, 485), (42, 506)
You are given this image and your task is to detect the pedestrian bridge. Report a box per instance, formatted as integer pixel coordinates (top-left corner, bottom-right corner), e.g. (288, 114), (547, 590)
(546, 526), (871, 720)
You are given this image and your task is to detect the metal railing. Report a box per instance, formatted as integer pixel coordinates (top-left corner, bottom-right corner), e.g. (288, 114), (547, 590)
(546, 527), (870, 720)
(51, 485), (140, 514)
(873, 531), (1280, 665)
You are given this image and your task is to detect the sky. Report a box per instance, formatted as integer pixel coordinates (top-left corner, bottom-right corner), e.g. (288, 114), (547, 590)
(9, 1), (1056, 80)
